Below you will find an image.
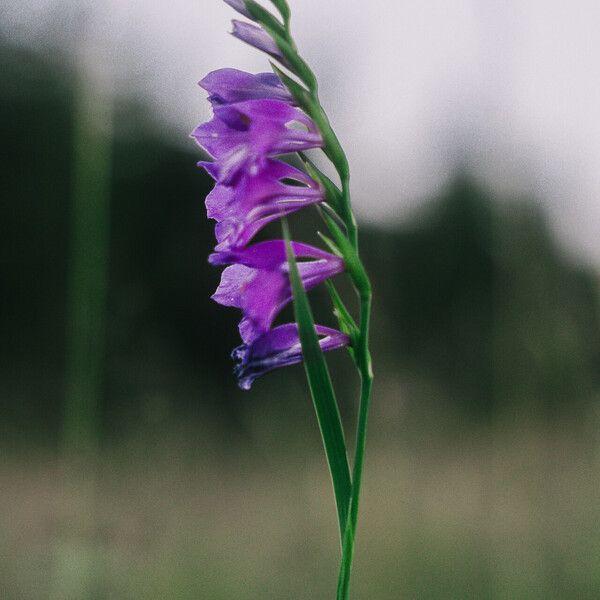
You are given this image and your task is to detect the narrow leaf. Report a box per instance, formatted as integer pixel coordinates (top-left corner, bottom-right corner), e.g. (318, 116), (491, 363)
(321, 210), (370, 295)
(282, 218), (351, 539)
(268, 42), (318, 93)
(299, 151), (343, 213)
(325, 281), (359, 339)
(317, 231), (342, 257)
(271, 62), (310, 102)
(244, 0), (285, 35)
(269, 0), (290, 24)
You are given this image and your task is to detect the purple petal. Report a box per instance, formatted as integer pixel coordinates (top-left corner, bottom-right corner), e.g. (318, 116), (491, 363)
(205, 184), (235, 221)
(198, 160), (220, 181)
(211, 264), (253, 308)
(231, 20), (285, 63)
(223, 0), (253, 19)
(192, 116), (244, 158)
(214, 100), (322, 159)
(240, 269), (286, 338)
(200, 68), (294, 105)
(214, 215), (283, 252)
(209, 239), (336, 268)
(233, 324), (350, 389)
(204, 159), (323, 250)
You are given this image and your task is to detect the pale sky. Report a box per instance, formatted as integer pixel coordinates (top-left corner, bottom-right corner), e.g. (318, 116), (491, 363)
(3, 0), (600, 265)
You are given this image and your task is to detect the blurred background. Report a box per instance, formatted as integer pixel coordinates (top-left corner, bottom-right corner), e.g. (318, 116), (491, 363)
(2, 1), (600, 598)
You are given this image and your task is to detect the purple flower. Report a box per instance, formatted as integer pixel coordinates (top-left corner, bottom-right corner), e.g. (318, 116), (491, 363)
(192, 30), (346, 390)
(209, 241), (344, 343)
(202, 158), (323, 250)
(200, 68), (294, 106)
(223, 0), (253, 20)
(192, 98), (322, 184)
(232, 323), (350, 389)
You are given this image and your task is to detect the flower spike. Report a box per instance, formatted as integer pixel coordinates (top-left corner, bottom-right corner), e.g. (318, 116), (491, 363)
(193, 3), (374, 597)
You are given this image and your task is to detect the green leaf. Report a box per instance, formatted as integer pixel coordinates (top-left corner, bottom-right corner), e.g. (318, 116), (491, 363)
(267, 31), (318, 91)
(282, 218), (351, 539)
(317, 231), (342, 256)
(299, 152), (343, 213)
(271, 62), (311, 107)
(244, 0), (285, 35)
(271, 64), (347, 179)
(325, 281), (358, 335)
(320, 210), (370, 298)
(269, 0), (290, 24)
(318, 203), (346, 233)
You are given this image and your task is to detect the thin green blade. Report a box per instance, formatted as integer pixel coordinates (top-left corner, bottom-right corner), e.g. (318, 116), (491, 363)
(269, 0), (290, 24)
(282, 219), (351, 539)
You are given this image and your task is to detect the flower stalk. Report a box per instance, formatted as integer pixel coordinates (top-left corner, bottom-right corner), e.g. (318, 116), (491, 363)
(193, 2), (374, 597)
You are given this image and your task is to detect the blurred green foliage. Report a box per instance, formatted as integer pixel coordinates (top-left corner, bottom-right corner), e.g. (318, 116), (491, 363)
(2, 37), (600, 600)
(1, 40), (599, 446)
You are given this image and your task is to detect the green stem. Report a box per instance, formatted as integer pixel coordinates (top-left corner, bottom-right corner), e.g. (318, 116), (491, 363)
(307, 77), (371, 600)
(264, 6), (374, 594)
(341, 178), (358, 250)
(337, 292), (373, 600)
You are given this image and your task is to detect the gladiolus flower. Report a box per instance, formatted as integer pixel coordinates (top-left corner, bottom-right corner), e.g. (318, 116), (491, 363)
(202, 158), (323, 250)
(192, 98), (322, 185)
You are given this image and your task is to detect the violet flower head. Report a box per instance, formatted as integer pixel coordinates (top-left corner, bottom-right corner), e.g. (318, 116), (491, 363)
(192, 99), (322, 185)
(232, 324), (350, 390)
(200, 69), (294, 106)
(210, 241), (344, 344)
(202, 158), (323, 251)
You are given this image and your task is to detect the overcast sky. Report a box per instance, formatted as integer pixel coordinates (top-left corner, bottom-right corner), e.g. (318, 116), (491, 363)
(3, 0), (600, 264)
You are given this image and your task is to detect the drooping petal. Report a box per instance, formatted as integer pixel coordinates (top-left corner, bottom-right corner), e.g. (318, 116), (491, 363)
(210, 241), (344, 343)
(232, 324), (350, 390)
(231, 20), (285, 63)
(204, 183), (235, 221)
(200, 68), (293, 105)
(192, 99), (322, 184)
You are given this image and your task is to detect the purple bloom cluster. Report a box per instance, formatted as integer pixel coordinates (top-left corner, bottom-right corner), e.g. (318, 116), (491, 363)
(193, 68), (349, 389)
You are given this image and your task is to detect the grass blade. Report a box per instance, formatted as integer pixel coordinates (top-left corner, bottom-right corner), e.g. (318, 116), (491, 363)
(282, 219), (351, 539)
